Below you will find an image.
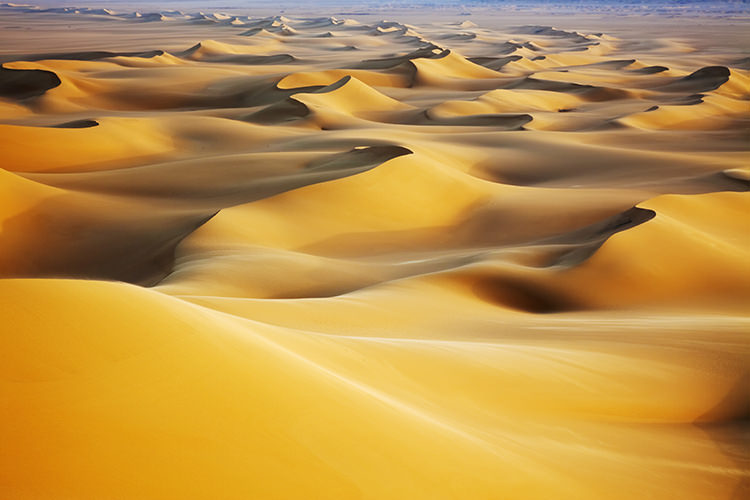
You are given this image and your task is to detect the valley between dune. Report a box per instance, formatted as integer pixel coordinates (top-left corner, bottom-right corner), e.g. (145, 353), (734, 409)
(1, 3), (749, 499)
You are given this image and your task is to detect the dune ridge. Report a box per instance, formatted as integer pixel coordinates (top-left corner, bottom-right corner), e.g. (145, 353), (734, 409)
(1, 4), (749, 500)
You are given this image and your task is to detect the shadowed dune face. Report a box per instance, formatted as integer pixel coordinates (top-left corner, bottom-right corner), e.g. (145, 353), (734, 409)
(0, 66), (61, 99)
(659, 65), (731, 93)
(1, 4), (749, 500)
(0, 49), (165, 64)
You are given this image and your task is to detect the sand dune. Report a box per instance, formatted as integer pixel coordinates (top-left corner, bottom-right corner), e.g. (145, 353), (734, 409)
(1, 3), (749, 500)
(0, 66), (60, 99)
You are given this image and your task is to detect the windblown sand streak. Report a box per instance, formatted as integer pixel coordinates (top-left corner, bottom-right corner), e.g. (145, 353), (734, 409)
(0, 4), (748, 499)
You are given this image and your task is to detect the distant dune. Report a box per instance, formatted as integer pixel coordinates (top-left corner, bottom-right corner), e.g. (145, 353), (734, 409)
(1, 3), (749, 500)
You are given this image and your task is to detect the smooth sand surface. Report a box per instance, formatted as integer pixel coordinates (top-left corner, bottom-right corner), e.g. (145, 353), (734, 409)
(1, 3), (749, 499)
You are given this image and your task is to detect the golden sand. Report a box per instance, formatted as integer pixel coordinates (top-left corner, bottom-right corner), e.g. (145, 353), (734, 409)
(1, 4), (748, 499)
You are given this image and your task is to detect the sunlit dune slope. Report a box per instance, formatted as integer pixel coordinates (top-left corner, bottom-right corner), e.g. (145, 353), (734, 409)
(3, 278), (748, 500)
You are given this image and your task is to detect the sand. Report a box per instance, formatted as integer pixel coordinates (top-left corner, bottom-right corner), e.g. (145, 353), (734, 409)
(1, 3), (749, 499)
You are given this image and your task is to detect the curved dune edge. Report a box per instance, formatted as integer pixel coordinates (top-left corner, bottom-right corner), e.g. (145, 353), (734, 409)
(562, 191), (750, 310)
(456, 191), (750, 314)
(1, 144), (413, 286)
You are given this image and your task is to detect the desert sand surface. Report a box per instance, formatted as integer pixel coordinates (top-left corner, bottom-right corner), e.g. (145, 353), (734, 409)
(1, 2), (749, 499)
